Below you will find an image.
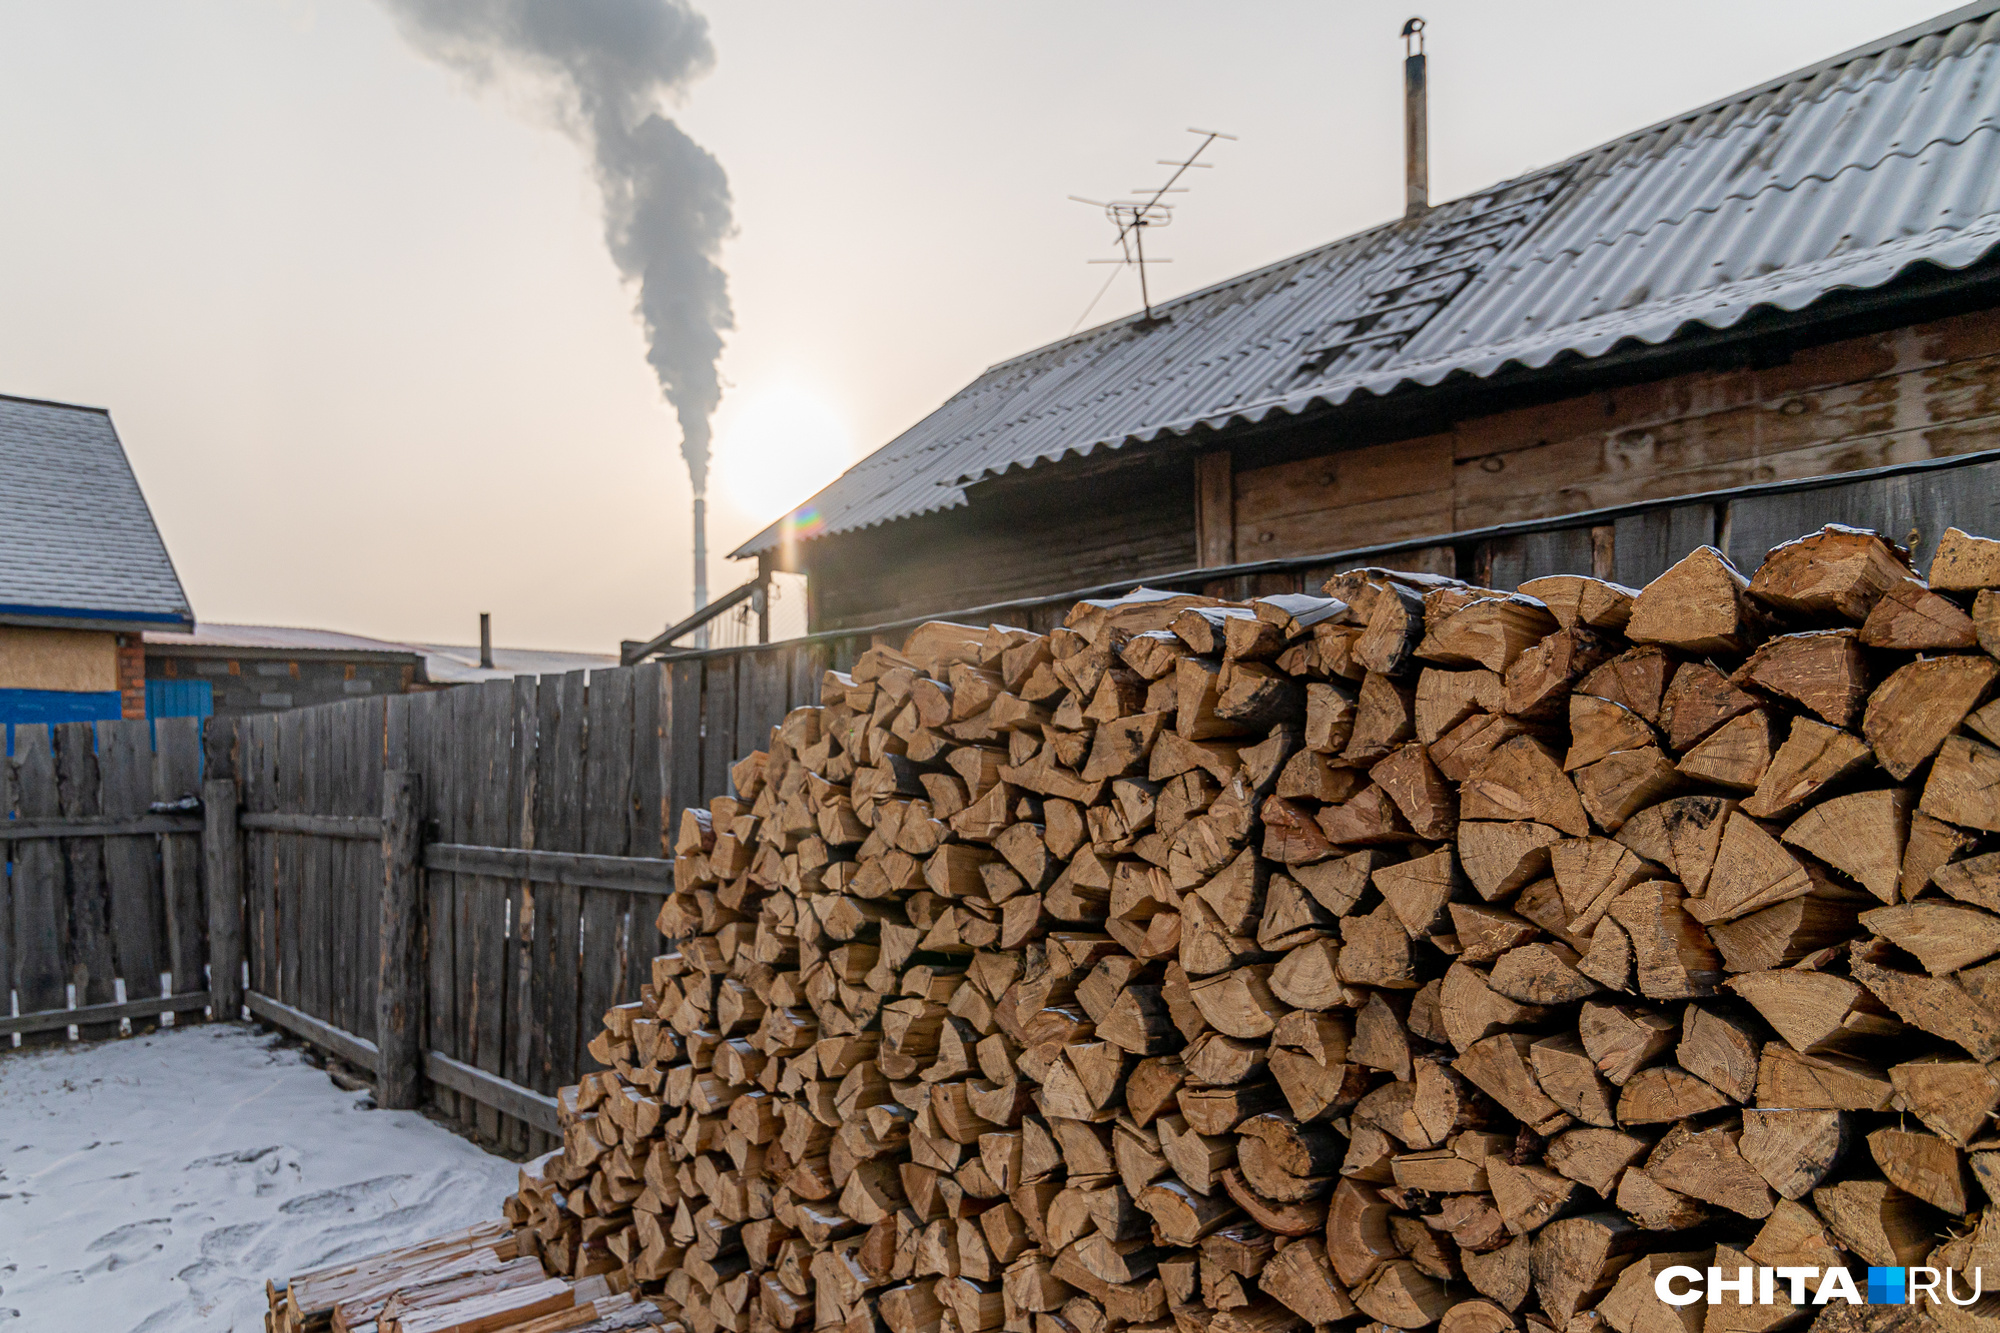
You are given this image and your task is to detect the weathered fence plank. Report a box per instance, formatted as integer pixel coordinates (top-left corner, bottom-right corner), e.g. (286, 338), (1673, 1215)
(276, 709), (303, 1014)
(56, 721), (115, 1037)
(446, 684), (478, 1135)
(9, 726), (61, 1018)
(204, 778), (243, 1021)
(377, 770), (423, 1111)
(538, 670), (587, 1098)
(467, 679), (511, 1144)
(581, 666), (634, 1083)
(96, 721), (163, 1007)
(240, 716), (269, 999)
(0, 739), (11, 1029)
(667, 660), (702, 839)
(701, 655), (737, 806)
(155, 715), (206, 999)
(414, 689), (458, 1120)
(505, 674), (539, 1154)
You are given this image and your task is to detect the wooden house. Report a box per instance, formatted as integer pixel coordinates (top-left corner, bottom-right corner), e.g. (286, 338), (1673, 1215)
(735, 5), (2000, 631)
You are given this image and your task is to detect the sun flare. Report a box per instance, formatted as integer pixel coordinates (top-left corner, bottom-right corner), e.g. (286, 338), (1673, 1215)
(712, 382), (856, 525)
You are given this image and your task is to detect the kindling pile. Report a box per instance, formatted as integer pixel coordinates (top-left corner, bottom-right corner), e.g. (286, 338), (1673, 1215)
(275, 524), (2000, 1333)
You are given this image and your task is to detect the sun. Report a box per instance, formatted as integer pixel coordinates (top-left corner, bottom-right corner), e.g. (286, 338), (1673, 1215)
(711, 382), (856, 525)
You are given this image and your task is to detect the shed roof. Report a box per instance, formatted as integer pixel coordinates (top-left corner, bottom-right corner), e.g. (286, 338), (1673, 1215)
(738, 2), (2000, 558)
(0, 394), (192, 629)
(143, 623), (426, 659)
(143, 622), (619, 684)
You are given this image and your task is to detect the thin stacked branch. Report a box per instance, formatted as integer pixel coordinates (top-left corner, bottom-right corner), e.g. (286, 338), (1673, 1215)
(279, 522), (2000, 1333)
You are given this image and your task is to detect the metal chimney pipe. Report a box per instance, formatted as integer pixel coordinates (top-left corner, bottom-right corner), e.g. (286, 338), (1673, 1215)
(692, 494), (709, 649)
(1403, 18), (1429, 218)
(479, 612), (493, 670)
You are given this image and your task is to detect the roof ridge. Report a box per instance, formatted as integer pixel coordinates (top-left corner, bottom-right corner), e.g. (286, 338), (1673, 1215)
(1578, 1), (2000, 154)
(0, 391), (111, 414)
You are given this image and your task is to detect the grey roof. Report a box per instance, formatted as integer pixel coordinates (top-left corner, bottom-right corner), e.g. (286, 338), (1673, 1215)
(738, 2), (2000, 558)
(144, 623), (425, 658)
(412, 642), (619, 685)
(144, 623), (619, 684)
(0, 395), (192, 628)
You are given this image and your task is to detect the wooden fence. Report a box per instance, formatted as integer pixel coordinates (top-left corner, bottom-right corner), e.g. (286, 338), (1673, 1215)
(0, 716), (210, 1042)
(213, 650), (831, 1153)
(8, 446), (2000, 1149)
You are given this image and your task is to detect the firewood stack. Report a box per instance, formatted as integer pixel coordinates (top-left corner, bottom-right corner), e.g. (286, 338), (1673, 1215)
(280, 521), (2000, 1333)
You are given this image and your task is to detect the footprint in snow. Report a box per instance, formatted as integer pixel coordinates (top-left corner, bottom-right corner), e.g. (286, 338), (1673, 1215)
(277, 1174), (412, 1217)
(186, 1144), (301, 1196)
(86, 1218), (171, 1253)
(197, 1222), (262, 1261)
(185, 1146), (283, 1170)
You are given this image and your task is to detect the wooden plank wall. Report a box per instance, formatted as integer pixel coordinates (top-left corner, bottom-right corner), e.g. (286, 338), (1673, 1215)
(2, 718), (209, 1043)
(804, 453), (1198, 631)
(1221, 306), (2000, 571)
(1000, 454), (2000, 613)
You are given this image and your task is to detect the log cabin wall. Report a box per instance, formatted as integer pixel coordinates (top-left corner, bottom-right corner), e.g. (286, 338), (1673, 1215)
(795, 305), (2000, 634)
(1220, 305), (2000, 563)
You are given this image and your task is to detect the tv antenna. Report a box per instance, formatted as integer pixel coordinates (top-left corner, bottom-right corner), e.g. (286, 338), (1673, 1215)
(1070, 127), (1235, 329)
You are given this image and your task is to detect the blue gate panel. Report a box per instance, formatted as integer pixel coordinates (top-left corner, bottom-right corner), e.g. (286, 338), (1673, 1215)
(145, 678), (213, 720)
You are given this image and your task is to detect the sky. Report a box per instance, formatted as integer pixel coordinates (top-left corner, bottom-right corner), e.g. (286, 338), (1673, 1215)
(0, 0), (1958, 651)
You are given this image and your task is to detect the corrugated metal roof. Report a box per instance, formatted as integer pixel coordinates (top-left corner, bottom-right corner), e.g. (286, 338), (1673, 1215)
(738, 2), (2000, 558)
(0, 394), (193, 627)
(144, 623), (426, 656)
(413, 642), (619, 684)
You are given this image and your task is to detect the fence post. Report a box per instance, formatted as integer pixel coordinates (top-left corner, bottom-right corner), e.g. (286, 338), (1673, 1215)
(377, 771), (425, 1109)
(201, 777), (243, 1021)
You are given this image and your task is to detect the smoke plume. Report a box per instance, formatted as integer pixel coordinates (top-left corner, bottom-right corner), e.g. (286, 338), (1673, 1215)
(379, 0), (733, 498)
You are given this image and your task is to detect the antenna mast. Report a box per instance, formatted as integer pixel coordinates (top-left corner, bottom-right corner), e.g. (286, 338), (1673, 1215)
(1072, 128), (1235, 325)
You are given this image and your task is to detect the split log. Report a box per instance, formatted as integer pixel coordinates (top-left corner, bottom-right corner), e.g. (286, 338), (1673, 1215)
(1927, 526), (2000, 590)
(1859, 576), (1977, 650)
(1862, 655), (1998, 781)
(1731, 630), (1868, 730)
(1746, 526), (1911, 622)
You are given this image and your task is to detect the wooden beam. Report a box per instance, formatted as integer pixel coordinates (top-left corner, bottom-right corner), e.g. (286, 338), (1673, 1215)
(246, 990), (381, 1074)
(376, 772), (424, 1111)
(0, 814), (202, 840)
(422, 843), (676, 896)
(238, 812), (384, 840)
(757, 555), (773, 644)
(0, 990), (211, 1037)
(203, 778), (244, 1020)
(424, 1049), (562, 1136)
(1196, 450), (1235, 568)
(243, 989), (560, 1135)
(621, 576), (763, 665)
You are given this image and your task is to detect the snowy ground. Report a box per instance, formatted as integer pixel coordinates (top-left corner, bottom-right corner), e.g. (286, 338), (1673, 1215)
(0, 1022), (520, 1332)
